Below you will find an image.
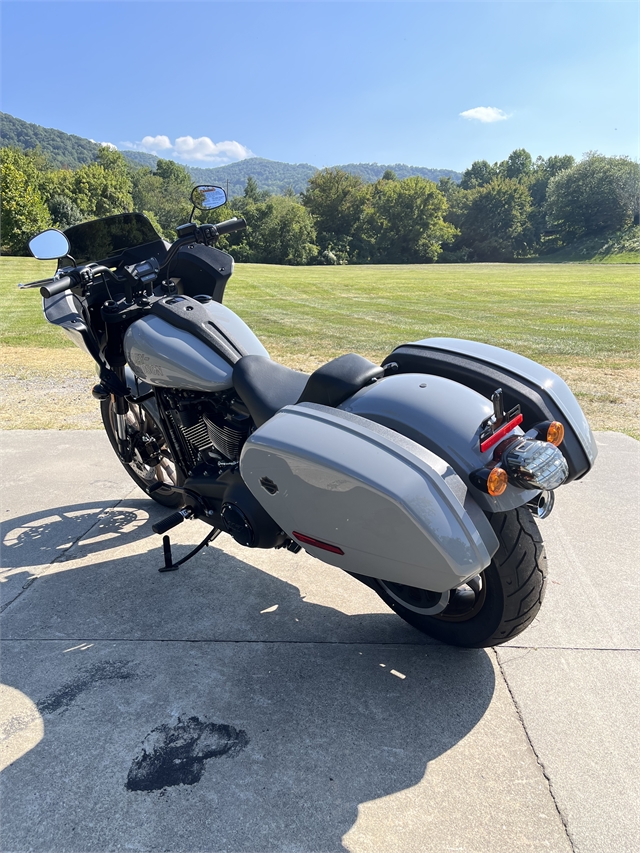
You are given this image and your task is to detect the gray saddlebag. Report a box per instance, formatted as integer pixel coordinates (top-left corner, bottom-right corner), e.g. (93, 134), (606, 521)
(240, 403), (499, 593)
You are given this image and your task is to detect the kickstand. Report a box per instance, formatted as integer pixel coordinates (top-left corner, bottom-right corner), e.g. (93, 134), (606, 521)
(158, 528), (222, 573)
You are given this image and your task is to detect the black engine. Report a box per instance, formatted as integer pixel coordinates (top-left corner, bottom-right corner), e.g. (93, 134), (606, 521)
(159, 389), (286, 549)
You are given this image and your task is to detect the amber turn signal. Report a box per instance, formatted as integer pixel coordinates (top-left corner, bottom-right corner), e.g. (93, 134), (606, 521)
(487, 467), (509, 496)
(546, 421), (565, 446)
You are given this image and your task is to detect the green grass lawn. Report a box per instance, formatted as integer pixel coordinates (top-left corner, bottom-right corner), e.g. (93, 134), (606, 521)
(2, 256), (638, 437)
(2, 257), (638, 369)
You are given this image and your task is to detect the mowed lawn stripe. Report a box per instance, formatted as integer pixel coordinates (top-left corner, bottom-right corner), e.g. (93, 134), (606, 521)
(1, 258), (637, 366)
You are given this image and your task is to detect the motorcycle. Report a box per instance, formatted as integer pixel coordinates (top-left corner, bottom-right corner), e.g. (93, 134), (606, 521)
(21, 184), (597, 648)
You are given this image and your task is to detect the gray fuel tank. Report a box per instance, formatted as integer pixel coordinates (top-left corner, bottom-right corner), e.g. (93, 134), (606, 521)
(124, 301), (269, 391)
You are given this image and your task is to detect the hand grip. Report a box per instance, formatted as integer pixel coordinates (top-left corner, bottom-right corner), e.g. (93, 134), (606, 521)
(40, 276), (73, 298)
(213, 217), (247, 236)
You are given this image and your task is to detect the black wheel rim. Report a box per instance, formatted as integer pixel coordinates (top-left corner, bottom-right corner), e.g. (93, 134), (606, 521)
(434, 574), (487, 622)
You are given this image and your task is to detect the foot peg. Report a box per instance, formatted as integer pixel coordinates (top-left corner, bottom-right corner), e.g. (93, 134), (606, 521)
(152, 507), (193, 536)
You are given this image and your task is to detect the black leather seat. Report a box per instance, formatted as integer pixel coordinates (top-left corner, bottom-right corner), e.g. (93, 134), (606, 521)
(297, 353), (384, 406)
(233, 356), (309, 428)
(233, 353), (384, 427)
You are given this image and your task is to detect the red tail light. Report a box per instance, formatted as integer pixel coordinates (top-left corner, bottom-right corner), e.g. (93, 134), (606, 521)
(292, 532), (344, 555)
(480, 413), (524, 454)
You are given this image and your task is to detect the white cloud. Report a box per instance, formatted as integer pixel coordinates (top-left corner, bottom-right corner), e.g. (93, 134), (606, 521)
(125, 134), (254, 165)
(90, 139), (118, 149)
(174, 136), (254, 163)
(140, 135), (172, 153)
(460, 106), (508, 123)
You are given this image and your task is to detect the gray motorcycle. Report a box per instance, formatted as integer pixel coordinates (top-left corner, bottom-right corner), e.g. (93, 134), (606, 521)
(21, 185), (597, 648)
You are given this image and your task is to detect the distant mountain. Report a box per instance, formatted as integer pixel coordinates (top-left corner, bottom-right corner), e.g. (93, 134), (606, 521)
(0, 112), (100, 169)
(336, 162), (461, 184)
(187, 158), (319, 197)
(119, 150), (158, 169)
(177, 158), (462, 198)
(1, 112), (462, 196)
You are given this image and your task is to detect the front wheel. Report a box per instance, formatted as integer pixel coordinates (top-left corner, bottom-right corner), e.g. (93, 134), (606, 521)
(373, 506), (547, 648)
(101, 398), (184, 508)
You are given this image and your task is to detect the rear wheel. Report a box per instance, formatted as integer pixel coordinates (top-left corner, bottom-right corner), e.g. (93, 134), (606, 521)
(373, 506), (547, 648)
(101, 398), (183, 508)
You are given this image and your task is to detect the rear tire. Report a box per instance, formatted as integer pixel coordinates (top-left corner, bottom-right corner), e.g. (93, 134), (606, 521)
(373, 506), (547, 648)
(101, 398), (184, 508)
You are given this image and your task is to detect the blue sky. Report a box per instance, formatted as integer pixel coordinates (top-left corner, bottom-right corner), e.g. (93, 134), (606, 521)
(1, 1), (637, 172)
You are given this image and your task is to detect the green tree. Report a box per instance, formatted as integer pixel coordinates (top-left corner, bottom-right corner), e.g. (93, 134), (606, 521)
(70, 161), (133, 218)
(47, 195), (85, 229)
(155, 158), (193, 195)
(460, 160), (498, 190)
(448, 177), (534, 261)
(366, 176), (457, 263)
(527, 154), (576, 247)
(228, 196), (317, 265)
(129, 158), (192, 239)
(541, 154), (576, 178)
(500, 148), (533, 182)
(545, 153), (640, 239)
(242, 175), (270, 202)
(302, 168), (371, 261)
(0, 147), (51, 254)
(130, 167), (164, 218)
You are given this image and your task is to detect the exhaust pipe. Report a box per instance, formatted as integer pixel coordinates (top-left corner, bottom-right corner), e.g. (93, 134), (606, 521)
(527, 489), (555, 519)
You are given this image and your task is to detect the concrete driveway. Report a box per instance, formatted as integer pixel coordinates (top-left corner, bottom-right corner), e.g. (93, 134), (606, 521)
(1, 430), (638, 853)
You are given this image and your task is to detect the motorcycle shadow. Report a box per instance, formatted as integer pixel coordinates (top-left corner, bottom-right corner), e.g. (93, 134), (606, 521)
(0, 498), (159, 609)
(1, 500), (498, 852)
(1, 499), (155, 571)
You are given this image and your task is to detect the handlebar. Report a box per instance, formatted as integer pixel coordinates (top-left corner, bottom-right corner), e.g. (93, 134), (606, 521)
(23, 217), (248, 299)
(159, 217), (248, 276)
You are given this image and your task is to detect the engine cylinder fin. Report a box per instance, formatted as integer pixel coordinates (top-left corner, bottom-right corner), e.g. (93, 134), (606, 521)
(180, 420), (214, 450)
(203, 414), (246, 460)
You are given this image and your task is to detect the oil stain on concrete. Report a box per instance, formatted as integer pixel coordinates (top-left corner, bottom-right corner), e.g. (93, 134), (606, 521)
(36, 660), (136, 715)
(126, 716), (249, 792)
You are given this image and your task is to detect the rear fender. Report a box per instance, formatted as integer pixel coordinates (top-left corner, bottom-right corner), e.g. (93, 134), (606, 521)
(384, 338), (597, 482)
(340, 373), (540, 512)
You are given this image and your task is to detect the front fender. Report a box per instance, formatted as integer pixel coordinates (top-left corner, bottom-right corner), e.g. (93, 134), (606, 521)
(340, 373), (540, 512)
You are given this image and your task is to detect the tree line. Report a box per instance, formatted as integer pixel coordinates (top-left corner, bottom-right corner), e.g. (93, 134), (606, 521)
(1, 144), (638, 263)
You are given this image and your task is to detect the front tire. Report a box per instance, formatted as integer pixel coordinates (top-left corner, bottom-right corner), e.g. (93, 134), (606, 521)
(373, 506), (547, 648)
(101, 398), (183, 508)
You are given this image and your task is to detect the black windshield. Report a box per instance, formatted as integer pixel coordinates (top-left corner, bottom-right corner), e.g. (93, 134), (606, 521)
(64, 213), (162, 266)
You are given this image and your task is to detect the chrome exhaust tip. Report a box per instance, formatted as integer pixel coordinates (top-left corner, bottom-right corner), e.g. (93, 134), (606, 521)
(528, 489), (555, 519)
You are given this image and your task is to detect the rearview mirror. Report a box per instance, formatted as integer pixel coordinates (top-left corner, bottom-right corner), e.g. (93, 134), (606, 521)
(191, 185), (227, 211)
(29, 229), (71, 260)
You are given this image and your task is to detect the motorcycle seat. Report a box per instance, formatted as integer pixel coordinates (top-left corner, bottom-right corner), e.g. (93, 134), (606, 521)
(233, 353), (384, 427)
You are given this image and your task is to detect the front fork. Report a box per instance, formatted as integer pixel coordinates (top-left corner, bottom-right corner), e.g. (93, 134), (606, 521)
(111, 366), (132, 462)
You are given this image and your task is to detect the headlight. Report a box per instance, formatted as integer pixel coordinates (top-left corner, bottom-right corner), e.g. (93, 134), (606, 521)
(502, 438), (568, 491)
